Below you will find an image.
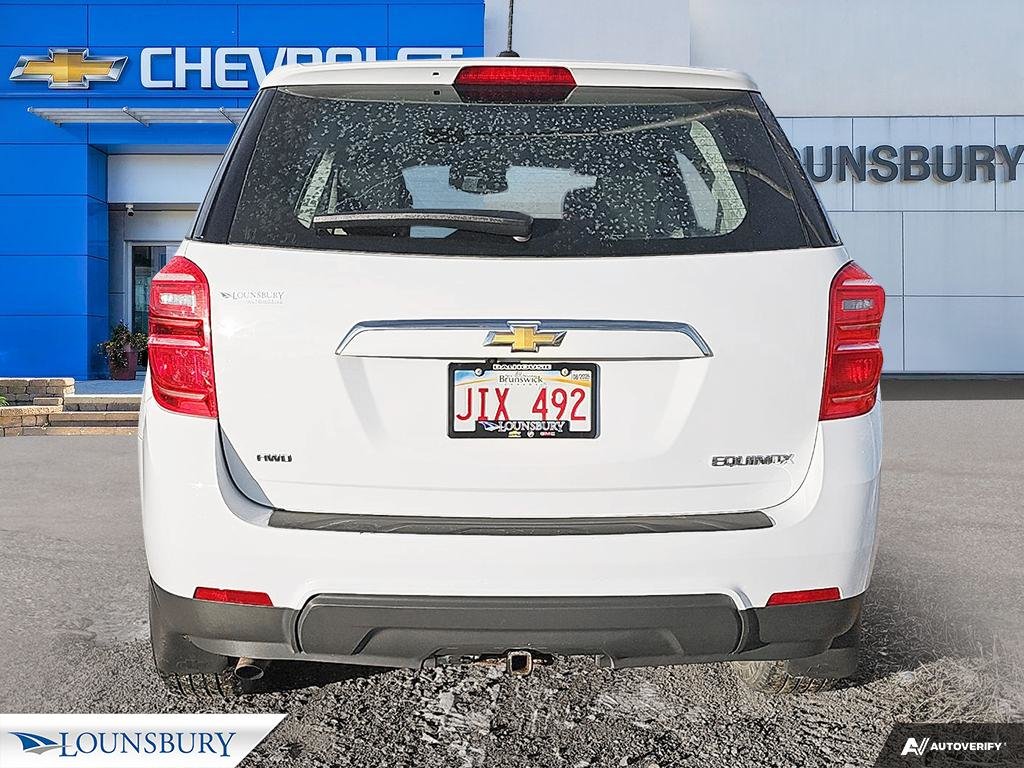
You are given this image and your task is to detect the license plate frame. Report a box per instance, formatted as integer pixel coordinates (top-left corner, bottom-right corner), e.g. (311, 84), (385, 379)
(448, 361), (599, 439)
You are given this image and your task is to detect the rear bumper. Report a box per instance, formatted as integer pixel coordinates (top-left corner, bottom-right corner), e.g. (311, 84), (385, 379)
(150, 579), (862, 672)
(140, 396), (882, 610)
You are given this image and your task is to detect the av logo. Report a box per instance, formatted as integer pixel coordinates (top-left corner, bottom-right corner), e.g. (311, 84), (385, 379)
(901, 737), (931, 757)
(9, 48), (126, 89)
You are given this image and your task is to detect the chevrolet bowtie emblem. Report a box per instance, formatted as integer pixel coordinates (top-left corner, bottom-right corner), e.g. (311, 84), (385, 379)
(9, 48), (127, 89)
(484, 322), (566, 353)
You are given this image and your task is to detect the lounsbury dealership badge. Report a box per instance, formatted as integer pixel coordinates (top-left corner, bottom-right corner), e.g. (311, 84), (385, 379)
(0, 714), (284, 767)
(802, 144), (1024, 183)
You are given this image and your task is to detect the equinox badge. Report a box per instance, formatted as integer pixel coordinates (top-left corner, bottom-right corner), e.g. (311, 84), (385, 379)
(712, 454), (795, 467)
(484, 321), (566, 353)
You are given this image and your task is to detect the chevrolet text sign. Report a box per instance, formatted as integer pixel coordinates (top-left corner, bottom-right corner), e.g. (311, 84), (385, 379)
(9, 46), (465, 91)
(138, 46), (463, 89)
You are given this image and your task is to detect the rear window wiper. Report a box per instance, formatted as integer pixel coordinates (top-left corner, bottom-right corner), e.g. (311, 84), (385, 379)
(312, 209), (533, 241)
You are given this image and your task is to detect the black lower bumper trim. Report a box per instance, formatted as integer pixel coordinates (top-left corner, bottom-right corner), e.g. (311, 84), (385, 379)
(267, 510), (773, 535)
(297, 594), (744, 667)
(151, 580), (862, 673)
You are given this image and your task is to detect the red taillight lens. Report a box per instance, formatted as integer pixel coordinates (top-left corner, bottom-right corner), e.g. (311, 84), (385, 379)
(766, 587), (841, 606)
(820, 262), (885, 420)
(193, 587), (273, 606)
(148, 255), (218, 418)
(453, 65), (576, 103)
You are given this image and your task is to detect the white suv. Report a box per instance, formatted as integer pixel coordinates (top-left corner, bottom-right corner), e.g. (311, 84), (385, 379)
(140, 60), (883, 697)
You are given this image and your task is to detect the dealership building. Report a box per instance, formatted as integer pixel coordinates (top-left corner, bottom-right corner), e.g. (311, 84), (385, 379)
(1, 0), (1021, 378)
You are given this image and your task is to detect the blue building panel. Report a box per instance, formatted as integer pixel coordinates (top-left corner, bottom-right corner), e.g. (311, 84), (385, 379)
(0, 254), (92, 315)
(0, 5), (87, 47)
(87, 5), (239, 47)
(0, 98), (88, 143)
(0, 144), (93, 195)
(0, 315), (93, 378)
(0, 196), (95, 256)
(388, 3), (485, 46)
(87, 146), (107, 200)
(87, 197), (108, 259)
(20, 0), (471, 4)
(87, 255), (109, 316)
(0, 0), (484, 378)
(87, 313), (109, 375)
(238, 5), (389, 46)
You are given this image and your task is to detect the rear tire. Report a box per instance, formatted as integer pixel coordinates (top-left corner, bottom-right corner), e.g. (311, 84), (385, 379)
(734, 660), (839, 694)
(735, 616), (860, 694)
(149, 580), (243, 699)
(158, 669), (244, 700)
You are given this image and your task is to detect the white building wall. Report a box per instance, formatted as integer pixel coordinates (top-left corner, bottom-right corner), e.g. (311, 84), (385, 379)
(693, 0), (1024, 373)
(689, 0), (1024, 117)
(784, 114), (1024, 373)
(483, 0), (1024, 373)
(483, 0), (689, 64)
(108, 155), (221, 205)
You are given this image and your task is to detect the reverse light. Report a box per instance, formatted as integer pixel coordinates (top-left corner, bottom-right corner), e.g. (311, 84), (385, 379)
(193, 587), (273, 607)
(820, 262), (885, 420)
(148, 255), (218, 418)
(453, 65), (576, 103)
(766, 587), (841, 606)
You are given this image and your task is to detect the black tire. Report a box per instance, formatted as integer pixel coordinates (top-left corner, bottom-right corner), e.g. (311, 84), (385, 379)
(158, 669), (245, 700)
(736, 611), (861, 694)
(734, 660), (839, 694)
(149, 580), (243, 699)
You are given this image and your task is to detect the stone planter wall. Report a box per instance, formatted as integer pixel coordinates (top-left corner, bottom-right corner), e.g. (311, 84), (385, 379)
(1, 378), (75, 435)
(0, 378), (75, 405)
(0, 405), (65, 436)
(1, 379), (140, 436)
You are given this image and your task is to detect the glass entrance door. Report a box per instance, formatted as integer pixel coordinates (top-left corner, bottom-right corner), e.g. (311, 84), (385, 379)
(130, 242), (178, 367)
(130, 243), (176, 335)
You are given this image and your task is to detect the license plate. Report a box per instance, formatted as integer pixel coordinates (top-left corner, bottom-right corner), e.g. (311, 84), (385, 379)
(448, 361), (598, 439)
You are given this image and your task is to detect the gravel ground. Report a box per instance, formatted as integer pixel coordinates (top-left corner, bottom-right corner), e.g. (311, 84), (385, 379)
(2, 390), (1022, 767)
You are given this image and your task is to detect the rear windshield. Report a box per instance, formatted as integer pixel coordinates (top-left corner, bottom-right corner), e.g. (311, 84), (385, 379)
(221, 85), (828, 256)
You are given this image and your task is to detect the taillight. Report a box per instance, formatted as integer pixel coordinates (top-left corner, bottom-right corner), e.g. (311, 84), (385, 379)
(453, 65), (576, 103)
(148, 255), (218, 418)
(820, 262), (885, 420)
(193, 587), (273, 606)
(766, 587), (841, 606)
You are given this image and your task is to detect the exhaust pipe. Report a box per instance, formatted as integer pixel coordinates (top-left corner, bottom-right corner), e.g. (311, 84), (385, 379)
(234, 656), (266, 681)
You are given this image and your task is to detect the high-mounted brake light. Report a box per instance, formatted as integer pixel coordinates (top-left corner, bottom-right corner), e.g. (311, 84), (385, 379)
(453, 65), (576, 103)
(193, 587), (273, 606)
(820, 262), (885, 420)
(766, 587), (841, 606)
(148, 255), (218, 418)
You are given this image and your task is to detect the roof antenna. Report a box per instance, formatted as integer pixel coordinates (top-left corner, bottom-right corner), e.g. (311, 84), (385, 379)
(498, 0), (520, 57)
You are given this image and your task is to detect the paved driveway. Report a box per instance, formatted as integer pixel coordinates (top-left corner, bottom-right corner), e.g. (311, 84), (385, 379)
(1, 387), (1022, 766)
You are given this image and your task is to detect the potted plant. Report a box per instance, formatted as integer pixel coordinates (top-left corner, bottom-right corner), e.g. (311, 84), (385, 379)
(98, 323), (148, 380)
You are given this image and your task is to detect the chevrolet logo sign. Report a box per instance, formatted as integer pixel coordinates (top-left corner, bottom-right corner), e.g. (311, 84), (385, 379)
(484, 322), (566, 353)
(10, 48), (126, 89)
